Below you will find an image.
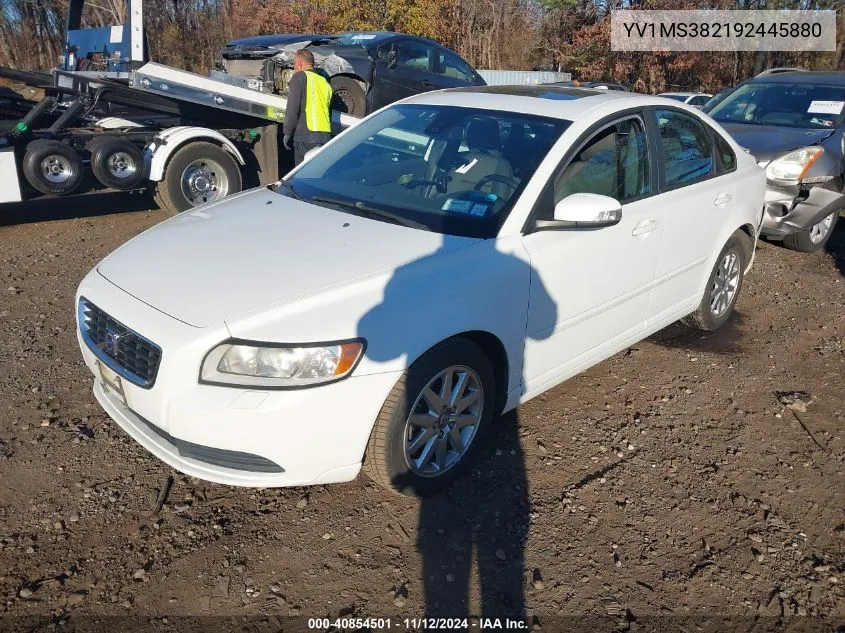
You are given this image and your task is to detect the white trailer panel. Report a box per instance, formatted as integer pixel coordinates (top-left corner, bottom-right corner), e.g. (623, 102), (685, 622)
(0, 148), (22, 203)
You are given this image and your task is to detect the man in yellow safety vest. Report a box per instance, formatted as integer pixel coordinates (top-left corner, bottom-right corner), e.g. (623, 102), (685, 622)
(282, 49), (333, 165)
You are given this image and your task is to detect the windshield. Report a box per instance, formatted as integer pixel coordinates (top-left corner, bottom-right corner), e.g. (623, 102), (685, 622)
(662, 94), (689, 102)
(709, 82), (845, 129)
(282, 104), (570, 237)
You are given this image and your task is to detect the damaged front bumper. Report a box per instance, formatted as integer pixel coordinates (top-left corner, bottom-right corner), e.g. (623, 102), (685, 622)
(761, 183), (845, 238)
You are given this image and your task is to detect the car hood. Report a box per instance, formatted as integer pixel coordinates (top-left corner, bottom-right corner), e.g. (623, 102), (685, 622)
(96, 188), (479, 328)
(717, 122), (836, 162)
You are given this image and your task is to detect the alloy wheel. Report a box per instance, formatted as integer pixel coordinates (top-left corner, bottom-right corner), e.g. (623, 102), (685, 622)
(710, 251), (740, 317)
(809, 213), (835, 244)
(180, 158), (230, 206)
(403, 365), (484, 477)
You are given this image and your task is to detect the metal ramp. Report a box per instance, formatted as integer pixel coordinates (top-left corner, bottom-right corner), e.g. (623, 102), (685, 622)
(131, 63), (359, 128)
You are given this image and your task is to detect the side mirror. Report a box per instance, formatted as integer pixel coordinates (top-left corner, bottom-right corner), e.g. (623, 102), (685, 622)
(535, 193), (622, 231)
(303, 146), (321, 163)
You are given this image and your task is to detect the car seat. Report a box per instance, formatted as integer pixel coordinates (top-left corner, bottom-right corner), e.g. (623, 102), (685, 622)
(445, 118), (514, 199)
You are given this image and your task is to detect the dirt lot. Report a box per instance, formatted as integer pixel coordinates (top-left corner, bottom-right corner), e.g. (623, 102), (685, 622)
(0, 195), (843, 632)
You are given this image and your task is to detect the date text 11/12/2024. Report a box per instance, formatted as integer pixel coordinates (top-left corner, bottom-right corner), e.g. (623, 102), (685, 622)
(307, 618), (529, 630)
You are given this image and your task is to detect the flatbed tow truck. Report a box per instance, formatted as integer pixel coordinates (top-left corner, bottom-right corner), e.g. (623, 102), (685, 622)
(0, 0), (358, 213)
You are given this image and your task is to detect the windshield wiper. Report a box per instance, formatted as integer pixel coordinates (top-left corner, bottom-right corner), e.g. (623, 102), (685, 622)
(310, 195), (430, 231)
(276, 178), (304, 201)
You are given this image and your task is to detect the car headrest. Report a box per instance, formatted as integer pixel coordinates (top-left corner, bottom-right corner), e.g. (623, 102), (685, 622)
(466, 118), (500, 151)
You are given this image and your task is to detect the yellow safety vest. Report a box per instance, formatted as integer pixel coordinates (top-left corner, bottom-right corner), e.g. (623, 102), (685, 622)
(304, 70), (332, 133)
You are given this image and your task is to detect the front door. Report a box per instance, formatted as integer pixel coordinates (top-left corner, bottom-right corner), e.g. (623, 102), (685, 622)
(521, 114), (664, 395)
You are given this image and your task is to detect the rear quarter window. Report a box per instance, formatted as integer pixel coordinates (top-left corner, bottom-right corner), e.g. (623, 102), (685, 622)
(713, 132), (737, 174)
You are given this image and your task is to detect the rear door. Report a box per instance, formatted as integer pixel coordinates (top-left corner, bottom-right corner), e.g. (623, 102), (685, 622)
(648, 108), (736, 322)
(432, 49), (484, 89)
(371, 39), (440, 109)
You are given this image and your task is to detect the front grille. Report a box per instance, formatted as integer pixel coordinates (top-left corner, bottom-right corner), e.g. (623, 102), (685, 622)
(79, 297), (162, 388)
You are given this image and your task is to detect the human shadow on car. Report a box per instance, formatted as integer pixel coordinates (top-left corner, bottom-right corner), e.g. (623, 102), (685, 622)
(357, 236), (556, 623)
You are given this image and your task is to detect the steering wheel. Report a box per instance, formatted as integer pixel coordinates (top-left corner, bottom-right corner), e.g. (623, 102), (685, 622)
(474, 174), (520, 192)
(403, 171), (450, 194)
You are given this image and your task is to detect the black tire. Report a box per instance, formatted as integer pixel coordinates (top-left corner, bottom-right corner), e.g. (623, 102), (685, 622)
(330, 76), (366, 118)
(782, 211), (839, 253)
(155, 141), (242, 213)
(22, 140), (84, 195)
(682, 232), (746, 331)
(90, 137), (145, 190)
(363, 338), (497, 497)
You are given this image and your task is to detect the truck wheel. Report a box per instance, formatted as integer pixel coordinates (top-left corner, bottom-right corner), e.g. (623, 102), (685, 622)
(155, 141), (242, 212)
(90, 137), (145, 191)
(782, 211), (839, 253)
(330, 76), (366, 117)
(22, 140), (84, 195)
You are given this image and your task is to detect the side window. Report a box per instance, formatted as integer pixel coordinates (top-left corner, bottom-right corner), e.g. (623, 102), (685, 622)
(396, 41), (433, 72)
(714, 132), (736, 173)
(655, 109), (714, 187)
(554, 117), (650, 204)
(437, 51), (475, 82)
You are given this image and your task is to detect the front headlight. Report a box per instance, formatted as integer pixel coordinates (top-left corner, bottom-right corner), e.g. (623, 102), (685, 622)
(765, 147), (827, 184)
(200, 340), (365, 388)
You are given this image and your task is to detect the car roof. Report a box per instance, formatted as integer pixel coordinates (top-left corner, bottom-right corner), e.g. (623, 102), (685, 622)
(400, 85), (671, 120)
(227, 34), (330, 47)
(335, 31), (442, 47)
(749, 71), (845, 86)
(659, 92), (705, 96)
(550, 81), (626, 88)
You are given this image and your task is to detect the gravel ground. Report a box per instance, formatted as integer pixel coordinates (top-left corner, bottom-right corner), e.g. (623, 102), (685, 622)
(0, 194), (843, 632)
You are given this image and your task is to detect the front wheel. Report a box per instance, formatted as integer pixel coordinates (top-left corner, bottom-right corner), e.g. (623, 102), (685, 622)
(682, 233), (746, 331)
(330, 76), (366, 118)
(155, 141), (242, 213)
(782, 211), (839, 253)
(363, 338), (496, 497)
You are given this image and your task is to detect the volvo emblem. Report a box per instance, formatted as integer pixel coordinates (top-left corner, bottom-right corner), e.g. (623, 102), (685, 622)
(103, 328), (124, 356)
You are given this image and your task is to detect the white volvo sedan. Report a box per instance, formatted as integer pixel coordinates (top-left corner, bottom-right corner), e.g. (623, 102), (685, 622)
(76, 86), (765, 496)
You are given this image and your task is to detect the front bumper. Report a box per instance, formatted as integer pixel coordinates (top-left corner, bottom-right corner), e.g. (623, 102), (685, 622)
(761, 185), (844, 238)
(76, 271), (401, 488)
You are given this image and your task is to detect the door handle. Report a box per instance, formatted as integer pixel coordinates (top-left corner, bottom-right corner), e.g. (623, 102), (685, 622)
(420, 79), (435, 87)
(632, 219), (658, 236)
(714, 192), (732, 206)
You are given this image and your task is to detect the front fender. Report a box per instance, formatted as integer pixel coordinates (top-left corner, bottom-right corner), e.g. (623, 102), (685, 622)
(223, 237), (532, 397)
(145, 127), (245, 182)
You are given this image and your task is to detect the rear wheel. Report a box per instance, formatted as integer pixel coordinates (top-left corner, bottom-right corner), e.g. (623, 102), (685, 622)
(782, 211), (839, 252)
(22, 140), (84, 195)
(90, 137), (145, 190)
(330, 76), (366, 118)
(155, 141), (241, 213)
(682, 233), (746, 331)
(363, 338), (496, 497)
